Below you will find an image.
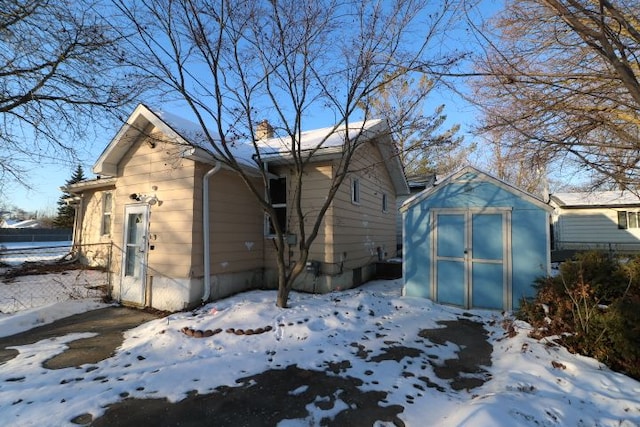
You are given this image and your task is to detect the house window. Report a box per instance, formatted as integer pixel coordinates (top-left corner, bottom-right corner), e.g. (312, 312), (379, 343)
(101, 192), (112, 235)
(382, 193), (388, 212)
(617, 211), (640, 229)
(620, 211), (640, 229)
(267, 177), (287, 235)
(618, 211), (628, 229)
(351, 178), (360, 204)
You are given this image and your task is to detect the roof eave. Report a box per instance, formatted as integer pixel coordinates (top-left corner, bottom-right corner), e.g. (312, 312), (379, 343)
(93, 104), (192, 176)
(63, 177), (117, 193)
(181, 146), (262, 176)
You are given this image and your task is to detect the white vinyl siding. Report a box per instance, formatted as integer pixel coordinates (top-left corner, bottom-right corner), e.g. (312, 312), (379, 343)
(554, 208), (640, 250)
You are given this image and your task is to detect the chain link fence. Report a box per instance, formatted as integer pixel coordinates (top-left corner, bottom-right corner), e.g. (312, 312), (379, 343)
(0, 243), (112, 314)
(552, 241), (640, 262)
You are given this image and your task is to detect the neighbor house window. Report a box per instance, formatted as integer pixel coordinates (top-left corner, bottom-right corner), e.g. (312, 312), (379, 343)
(267, 177), (287, 235)
(382, 193), (388, 212)
(618, 211), (628, 229)
(101, 192), (112, 235)
(351, 178), (360, 204)
(619, 211), (639, 229)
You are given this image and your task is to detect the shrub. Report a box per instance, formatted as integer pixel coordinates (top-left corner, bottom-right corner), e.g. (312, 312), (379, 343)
(518, 251), (640, 380)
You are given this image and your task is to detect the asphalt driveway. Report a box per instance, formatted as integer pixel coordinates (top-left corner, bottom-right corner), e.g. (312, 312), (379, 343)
(0, 306), (494, 426)
(0, 306), (161, 369)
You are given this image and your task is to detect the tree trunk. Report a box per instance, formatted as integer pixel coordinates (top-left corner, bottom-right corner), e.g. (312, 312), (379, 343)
(276, 283), (289, 309)
(275, 248), (289, 308)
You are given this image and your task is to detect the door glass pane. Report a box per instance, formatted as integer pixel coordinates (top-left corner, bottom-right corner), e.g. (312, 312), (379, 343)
(436, 214), (465, 258)
(472, 214), (503, 260)
(125, 213), (143, 277)
(126, 214), (143, 244)
(125, 246), (139, 277)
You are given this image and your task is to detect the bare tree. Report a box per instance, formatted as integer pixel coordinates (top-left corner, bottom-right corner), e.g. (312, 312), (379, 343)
(477, 128), (552, 195)
(113, 0), (462, 307)
(471, 0), (640, 191)
(0, 0), (143, 186)
(362, 72), (472, 176)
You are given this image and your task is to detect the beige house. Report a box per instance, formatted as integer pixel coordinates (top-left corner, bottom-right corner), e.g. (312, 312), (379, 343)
(66, 104), (408, 311)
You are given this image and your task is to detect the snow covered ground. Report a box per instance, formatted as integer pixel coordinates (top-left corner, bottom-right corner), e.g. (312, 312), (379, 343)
(0, 241), (72, 266)
(0, 279), (638, 426)
(0, 242), (106, 313)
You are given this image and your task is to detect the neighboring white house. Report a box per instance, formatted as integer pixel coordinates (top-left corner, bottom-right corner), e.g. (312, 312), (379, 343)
(550, 191), (640, 253)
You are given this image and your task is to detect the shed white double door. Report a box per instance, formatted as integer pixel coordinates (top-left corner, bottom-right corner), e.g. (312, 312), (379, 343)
(431, 209), (512, 310)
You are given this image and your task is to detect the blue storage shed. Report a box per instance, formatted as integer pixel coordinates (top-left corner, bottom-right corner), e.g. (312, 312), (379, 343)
(401, 166), (552, 311)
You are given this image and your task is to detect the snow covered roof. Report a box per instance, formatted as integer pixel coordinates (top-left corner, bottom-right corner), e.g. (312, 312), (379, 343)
(406, 174), (436, 191)
(550, 191), (640, 208)
(256, 120), (382, 155)
(93, 104), (257, 176)
(62, 177), (116, 193)
(1, 219), (40, 229)
(152, 108), (257, 167)
(256, 119), (408, 195)
(92, 104), (409, 196)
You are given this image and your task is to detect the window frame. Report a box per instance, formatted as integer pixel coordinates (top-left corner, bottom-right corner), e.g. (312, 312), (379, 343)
(630, 211), (639, 229)
(618, 211), (629, 229)
(101, 191), (113, 236)
(351, 178), (360, 205)
(382, 192), (388, 212)
(266, 176), (287, 236)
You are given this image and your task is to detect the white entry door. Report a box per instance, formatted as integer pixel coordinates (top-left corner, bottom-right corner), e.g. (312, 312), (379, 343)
(432, 209), (512, 310)
(120, 204), (149, 306)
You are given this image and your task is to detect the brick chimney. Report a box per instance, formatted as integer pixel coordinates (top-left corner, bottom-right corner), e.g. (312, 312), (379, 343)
(256, 119), (274, 140)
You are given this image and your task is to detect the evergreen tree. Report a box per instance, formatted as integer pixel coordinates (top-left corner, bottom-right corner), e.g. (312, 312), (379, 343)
(363, 72), (472, 176)
(53, 165), (85, 228)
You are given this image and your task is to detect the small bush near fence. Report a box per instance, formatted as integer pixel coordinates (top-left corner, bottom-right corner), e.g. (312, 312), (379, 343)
(0, 243), (111, 314)
(518, 251), (640, 381)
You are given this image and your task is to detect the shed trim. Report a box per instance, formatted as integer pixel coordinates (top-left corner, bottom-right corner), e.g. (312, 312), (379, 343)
(400, 165), (552, 213)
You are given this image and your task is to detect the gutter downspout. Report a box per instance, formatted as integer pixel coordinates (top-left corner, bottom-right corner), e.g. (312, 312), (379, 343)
(202, 161), (222, 302)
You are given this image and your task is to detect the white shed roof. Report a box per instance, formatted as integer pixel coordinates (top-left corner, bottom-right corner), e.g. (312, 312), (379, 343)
(550, 191), (640, 208)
